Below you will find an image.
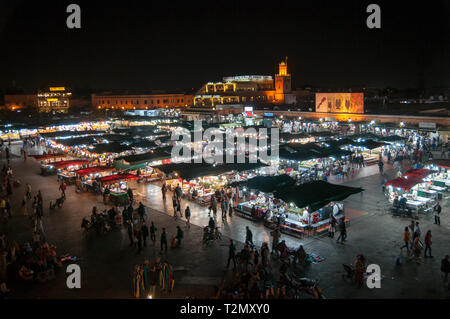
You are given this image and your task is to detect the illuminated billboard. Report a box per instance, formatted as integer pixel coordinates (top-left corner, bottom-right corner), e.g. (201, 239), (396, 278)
(315, 93), (364, 114)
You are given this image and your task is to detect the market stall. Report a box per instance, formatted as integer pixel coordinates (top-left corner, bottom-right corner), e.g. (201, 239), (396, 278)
(230, 175), (296, 220)
(99, 173), (139, 206)
(74, 166), (116, 192)
(384, 176), (435, 217)
(40, 159), (89, 176)
(425, 159), (450, 190)
(266, 181), (363, 237)
(155, 161), (268, 206)
(31, 153), (68, 165)
(53, 160), (91, 184)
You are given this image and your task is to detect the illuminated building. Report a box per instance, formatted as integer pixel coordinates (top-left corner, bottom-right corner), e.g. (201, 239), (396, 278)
(92, 93), (193, 110)
(193, 58), (296, 107)
(37, 87), (71, 113)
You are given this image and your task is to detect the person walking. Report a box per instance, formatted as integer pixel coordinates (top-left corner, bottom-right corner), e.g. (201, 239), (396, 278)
(141, 222), (149, 247)
(172, 194), (179, 219)
(336, 218), (347, 244)
(228, 195), (233, 217)
(355, 254), (366, 288)
(226, 239), (236, 270)
(245, 226), (253, 246)
(138, 202), (146, 221)
(441, 255), (450, 287)
(176, 197), (182, 217)
(160, 228), (168, 253)
(59, 181), (67, 198)
(127, 222), (134, 247)
(424, 230), (433, 258)
(328, 214), (337, 238)
(270, 227), (281, 254)
(378, 160), (384, 174)
(185, 206), (191, 228)
(400, 226), (411, 254)
(161, 182), (167, 200)
(221, 199), (228, 220)
(412, 236), (422, 264)
(210, 195), (217, 217)
(150, 221), (157, 245)
(134, 225), (143, 254)
(127, 188), (134, 204)
(176, 226), (183, 247)
(434, 202), (441, 225)
(26, 183), (32, 200)
(175, 184), (182, 200)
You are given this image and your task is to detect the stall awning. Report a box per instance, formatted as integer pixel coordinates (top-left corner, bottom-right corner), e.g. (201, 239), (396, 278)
(155, 161), (267, 181)
(427, 159), (450, 170)
(114, 147), (173, 169)
(52, 160), (90, 169)
(31, 154), (67, 160)
(404, 168), (437, 179)
(229, 174), (296, 193)
(384, 177), (423, 191)
(99, 173), (139, 184)
(74, 166), (115, 176)
(377, 135), (407, 142)
(273, 180), (364, 211)
(58, 136), (96, 147)
(92, 142), (134, 154)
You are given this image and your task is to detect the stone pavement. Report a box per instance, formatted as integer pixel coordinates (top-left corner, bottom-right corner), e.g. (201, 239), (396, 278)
(2, 142), (449, 299)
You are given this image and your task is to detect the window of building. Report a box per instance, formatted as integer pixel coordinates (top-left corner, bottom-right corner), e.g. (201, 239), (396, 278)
(151, 100), (154, 104)
(163, 99), (169, 103)
(157, 100), (160, 104)
(181, 98), (183, 102)
(136, 100), (139, 104)
(144, 100), (147, 104)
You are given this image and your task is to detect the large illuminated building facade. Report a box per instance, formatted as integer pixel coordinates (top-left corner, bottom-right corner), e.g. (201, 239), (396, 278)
(193, 58), (296, 107)
(3, 87), (71, 113)
(92, 93), (193, 110)
(37, 87), (71, 113)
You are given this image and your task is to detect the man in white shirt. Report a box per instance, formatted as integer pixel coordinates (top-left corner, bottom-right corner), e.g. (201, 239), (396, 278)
(333, 203), (340, 216)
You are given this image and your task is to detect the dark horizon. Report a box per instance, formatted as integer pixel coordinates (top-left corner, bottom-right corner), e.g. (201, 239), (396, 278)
(0, 0), (449, 93)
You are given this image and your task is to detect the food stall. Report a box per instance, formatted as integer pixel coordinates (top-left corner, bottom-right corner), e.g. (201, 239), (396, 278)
(231, 175), (296, 221)
(99, 173), (139, 206)
(384, 175), (435, 216)
(74, 166), (116, 192)
(267, 181), (361, 237)
(426, 159), (450, 190)
(54, 160), (91, 184)
(40, 159), (89, 176)
(31, 153), (68, 167)
(155, 161), (268, 206)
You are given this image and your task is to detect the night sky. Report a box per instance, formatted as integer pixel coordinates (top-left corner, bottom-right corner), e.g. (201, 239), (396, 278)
(0, 0), (449, 92)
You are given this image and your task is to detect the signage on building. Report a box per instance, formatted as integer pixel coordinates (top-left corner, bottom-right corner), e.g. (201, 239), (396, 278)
(264, 113), (274, 117)
(223, 75), (273, 82)
(315, 93), (364, 114)
(418, 122), (436, 129)
(49, 87), (66, 91)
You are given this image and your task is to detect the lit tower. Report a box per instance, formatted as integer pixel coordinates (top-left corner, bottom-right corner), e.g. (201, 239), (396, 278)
(275, 57), (292, 103)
